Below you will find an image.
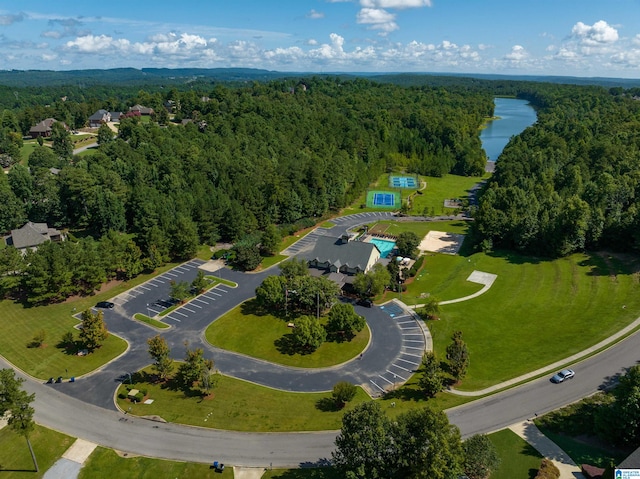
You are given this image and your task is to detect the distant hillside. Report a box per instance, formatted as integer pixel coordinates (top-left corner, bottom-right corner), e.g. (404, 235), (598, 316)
(0, 67), (638, 89)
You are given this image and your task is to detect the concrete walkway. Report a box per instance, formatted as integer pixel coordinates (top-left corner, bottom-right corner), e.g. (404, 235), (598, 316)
(234, 466), (267, 478)
(509, 421), (585, 479)
(43, 438), (97, 479)
(449, 315), (640, 396)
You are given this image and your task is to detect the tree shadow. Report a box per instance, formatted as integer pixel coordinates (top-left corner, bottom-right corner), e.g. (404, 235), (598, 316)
(485, 249), (547, 266)
(240, 298), (290, 319)
(315, 397), (340, 412)
(381, 385), (424, 403)
(274, 334), (312, 356)
(55, 339), (80, 356)
(325, 330), (355, 343)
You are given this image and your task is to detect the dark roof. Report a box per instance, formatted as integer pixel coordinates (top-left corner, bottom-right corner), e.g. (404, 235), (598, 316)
(301, 236), (379, 272)
(110, 111), (122, 120)
(9, 222), (61, 250)
(29, 118), (57, 133)
(89, 109), (109, 121)
(618, 446), (640, 469)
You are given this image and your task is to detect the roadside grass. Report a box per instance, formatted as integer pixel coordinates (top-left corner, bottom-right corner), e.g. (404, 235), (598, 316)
(0, 261), (184, 379)
(427, 250), (640, 391)
(279, 227), (315, 251)
(204, 276), (238, 288)
(78, 447), (233, 479)
(116, 367), (371, 432)
(319, 221), (335, 228)
(263, 468), (341, 478)
(205, 300), (369, 368)
(133, 313), (170, 329)
(488, 429), (543, 479)
(534, 428), (626, 470)
(259, 254), (288, 270)
(0, 424), (73, 478)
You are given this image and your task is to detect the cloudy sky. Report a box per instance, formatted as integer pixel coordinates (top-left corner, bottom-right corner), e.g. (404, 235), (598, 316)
(1, 0), (639, 78)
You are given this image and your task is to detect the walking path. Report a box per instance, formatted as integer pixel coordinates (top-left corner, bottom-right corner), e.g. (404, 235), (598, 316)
(449, 315), (640, 396)
(509, 421), (585, 479)
(43, 439), (97, 479)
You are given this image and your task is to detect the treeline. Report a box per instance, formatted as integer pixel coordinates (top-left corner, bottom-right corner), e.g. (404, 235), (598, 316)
(474, 83), (640, 257)
(0, 77), (490, 303)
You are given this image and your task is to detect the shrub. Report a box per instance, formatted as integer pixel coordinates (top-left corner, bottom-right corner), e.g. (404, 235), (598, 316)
(535, 459), (560, 479)
(118, 392), (127, 400)
(140, 389), (148, 396)
(27, 330), (46, 348)
(332, 381), (357, 409)
(134, 392), (144, 403)
(408, 256), (425, 277)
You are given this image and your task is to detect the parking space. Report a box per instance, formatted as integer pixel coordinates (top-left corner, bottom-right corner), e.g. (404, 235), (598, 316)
(162, 284), (233, 323)
(368, 302), (426, 395)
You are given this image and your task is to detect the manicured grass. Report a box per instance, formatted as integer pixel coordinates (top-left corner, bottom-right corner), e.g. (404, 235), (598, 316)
(204, 275), (238, 288)
(133, 313), (170, 329)
(116, 367), (371, 432)
(0, 424), (74, 478)
(407, 173), (489, 216)
(535, 427), (626, 470)
(205, 300), (369, 368)
(279, 227), (315, 251)
(195, 244), (214, 261)
(487, 429), (543, 479)
(78, 447), (233, 479)
(263, 468), (341, 478)
(20, 141), (39, 164)
(427, 250), (640, 391)
(259, 254), (288, 270)
(319, 221), (335, 228)
(0, 261), (183, 379)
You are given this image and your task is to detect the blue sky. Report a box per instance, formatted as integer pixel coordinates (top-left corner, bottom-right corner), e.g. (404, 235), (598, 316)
(1, 0), (639, 78)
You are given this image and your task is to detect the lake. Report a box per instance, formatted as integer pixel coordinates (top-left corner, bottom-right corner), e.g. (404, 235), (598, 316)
(480, 97), (537, 162)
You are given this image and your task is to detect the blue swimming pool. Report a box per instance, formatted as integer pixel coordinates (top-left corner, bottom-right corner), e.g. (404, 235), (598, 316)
(369, 237), (396, 258)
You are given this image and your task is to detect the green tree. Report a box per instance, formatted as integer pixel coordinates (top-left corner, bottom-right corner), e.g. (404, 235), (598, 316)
(446, 331), (469, 381)
(260, 223), (281, 256)
(79, 308), (109, 352)
(0, 370), (38, 472)
(233, 243), (262, 271)
(352, 263), (390, 299)
(417, 296), (440, 320)
(326, 303), (365, 339)
(395, 231), (420, 258)
(292, 315), (326, 351)
(332, 381), (357, 409)
(96, 123), (114, 145)
(0, 245), (25, 298)
(255, 275), (287, 311)
(463, 434), (501, 479)
(176, 343), (214, 395)
(169, 280), (191, 303)
(596, 364), (640, 447)
(279, 257), (309, 281)
(51, 121), (72, 160)
(147, 335), (173, 381)
(418, 351), (445, 398)
(190, 270), (210, 295)
(169, 215), (199, 260)
(332, 402), (393, 479)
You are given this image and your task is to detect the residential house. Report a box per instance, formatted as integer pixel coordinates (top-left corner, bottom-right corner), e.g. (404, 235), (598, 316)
(5, 222), (64, 254)
(129, 104), (154, 116)
(29, 118), (65, 138)
(88, 109), (111, 128)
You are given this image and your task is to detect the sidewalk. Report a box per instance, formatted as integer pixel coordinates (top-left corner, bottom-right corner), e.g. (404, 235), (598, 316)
(43, 438), (97, 479)
(449, 315), (640, 396)
(509, 421), (585, 479)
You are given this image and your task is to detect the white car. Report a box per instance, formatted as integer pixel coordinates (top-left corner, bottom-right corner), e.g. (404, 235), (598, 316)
(551, 369), (575, 383)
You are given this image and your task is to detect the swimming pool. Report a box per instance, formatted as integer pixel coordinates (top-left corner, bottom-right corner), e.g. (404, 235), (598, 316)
(368, 237), (396, 258)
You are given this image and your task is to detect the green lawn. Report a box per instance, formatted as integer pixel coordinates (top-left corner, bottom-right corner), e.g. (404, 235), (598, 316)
(117, 367), (371, 432)
(0, 262), (184, 379)
(133, 313), (170, 329)
(205, 300), (369, 368)
(427, 250), (640, 391)
(259, 254), (288, 270)
(20, 141), (39, 164)
(0, 425), (73, 478)
(408, 173), (489, 216)
(488, 429), (543, 479)
(79, 447), (234, 479)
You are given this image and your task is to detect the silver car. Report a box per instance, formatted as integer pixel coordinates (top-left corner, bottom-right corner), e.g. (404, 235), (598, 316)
(551, 369), (575, 383)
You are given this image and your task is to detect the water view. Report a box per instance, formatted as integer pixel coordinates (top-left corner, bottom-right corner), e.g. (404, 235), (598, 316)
(480, 97), (537, 162)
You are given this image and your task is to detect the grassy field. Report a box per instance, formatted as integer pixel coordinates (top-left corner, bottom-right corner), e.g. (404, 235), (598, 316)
(0, 261), (185, 379)
(0, 425), (73, 478)
(407, 173), (489, 216)
(20, 140), (39, 164)
(426, 250), (640, 390)
(117, 367), (371, 432)
(205, 300), (369, 368)
(79, 447), (233, 479)
(488, 429), (543, 479)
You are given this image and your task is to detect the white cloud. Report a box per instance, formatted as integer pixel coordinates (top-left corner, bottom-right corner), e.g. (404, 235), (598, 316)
(360, 0), (432, 8)
(307, 10), (325, 20)
(505, 45), (527, 61)
(357, 8), (398, 33)
(571, 20), (618, 46)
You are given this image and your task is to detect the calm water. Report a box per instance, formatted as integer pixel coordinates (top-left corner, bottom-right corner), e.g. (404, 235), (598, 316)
(480, 98), (537, 161)
(368, 238), (396, 258)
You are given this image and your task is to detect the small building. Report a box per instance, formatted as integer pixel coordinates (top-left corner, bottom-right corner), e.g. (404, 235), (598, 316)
(302, 235), (381, 277)
(129, 104), (154, 116)
(29, 118), (65, 138)
(5, 221), (64, 254)
(88, 109), (111, 128)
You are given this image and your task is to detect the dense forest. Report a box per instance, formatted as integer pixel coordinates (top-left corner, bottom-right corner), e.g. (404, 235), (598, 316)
(0, 77), (491, 303)
(474, 84), (640, 257)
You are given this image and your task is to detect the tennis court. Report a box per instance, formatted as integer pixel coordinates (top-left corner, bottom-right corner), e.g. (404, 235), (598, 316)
(366, 190), (401, 208)
(389, 175), (418, 189)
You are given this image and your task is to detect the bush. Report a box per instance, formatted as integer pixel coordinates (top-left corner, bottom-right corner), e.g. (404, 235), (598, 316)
(134, 392), (144, 403)
(140, 389), (148, 396)
(332, 381), (357, 409)
(535, 459), (560, 479)
(118, 392), (127, 399)
(408, 256), (425, 277)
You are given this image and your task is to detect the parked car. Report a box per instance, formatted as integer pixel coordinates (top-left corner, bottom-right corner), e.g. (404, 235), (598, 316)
(356, 298), (373, 308)
(551, 369), (575, 383)
(96, 301), (115, 309)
